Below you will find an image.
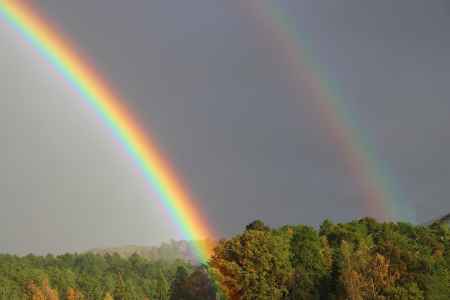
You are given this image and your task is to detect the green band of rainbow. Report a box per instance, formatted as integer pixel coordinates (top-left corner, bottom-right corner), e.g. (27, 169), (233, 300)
(0, 0), (215, 262)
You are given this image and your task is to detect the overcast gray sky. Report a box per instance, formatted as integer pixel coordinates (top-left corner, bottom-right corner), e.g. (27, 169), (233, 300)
(1, 0), (450, 254)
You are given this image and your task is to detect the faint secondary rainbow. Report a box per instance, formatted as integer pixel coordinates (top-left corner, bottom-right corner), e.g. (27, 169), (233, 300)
(242, 0), (414, 221)
(0, 1), (216, 261)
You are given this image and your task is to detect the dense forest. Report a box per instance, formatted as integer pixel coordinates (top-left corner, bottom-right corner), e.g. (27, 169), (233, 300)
(0, 218), (448, 299)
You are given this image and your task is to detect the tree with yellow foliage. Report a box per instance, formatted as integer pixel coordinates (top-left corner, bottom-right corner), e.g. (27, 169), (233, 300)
(103, 292), (114, 300)
(42, 279), (58, 300)
(25, 281), (45, 300)
(66, 287), (84, 300)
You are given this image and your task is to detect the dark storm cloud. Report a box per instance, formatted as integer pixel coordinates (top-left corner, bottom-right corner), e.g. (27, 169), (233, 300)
(1, 0), (449, 253)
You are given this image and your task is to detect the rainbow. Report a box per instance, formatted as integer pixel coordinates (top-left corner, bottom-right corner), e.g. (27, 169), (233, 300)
(0, 1), (215, 262)
(241, 0), (415, 222)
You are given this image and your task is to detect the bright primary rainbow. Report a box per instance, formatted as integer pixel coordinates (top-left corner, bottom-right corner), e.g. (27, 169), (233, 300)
(242, 0), (414, 222)
(0, 1), (215, 262)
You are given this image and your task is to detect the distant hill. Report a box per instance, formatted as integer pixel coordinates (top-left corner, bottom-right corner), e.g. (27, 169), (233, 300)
(425, 213), (450, 226)
(88, 239), (216, 263)
(435, 213), (450, 225)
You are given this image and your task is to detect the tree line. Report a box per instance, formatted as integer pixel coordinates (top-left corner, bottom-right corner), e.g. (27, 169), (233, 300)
(0, 252), (192, 299)
(0, 218), (448, 299)
(209, 218), (450, 299)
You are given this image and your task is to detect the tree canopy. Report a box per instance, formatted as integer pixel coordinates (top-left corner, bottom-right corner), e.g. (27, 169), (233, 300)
(0, 218), (448, 299)
(210, 219), (450, 300)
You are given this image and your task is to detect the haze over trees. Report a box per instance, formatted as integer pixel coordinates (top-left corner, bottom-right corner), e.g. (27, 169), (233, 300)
(88, 240), (216, 264)
(0, 218), (448, 299)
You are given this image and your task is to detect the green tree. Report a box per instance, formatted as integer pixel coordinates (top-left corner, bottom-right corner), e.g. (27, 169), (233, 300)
(289, 225), (328, 300)
(156, 270), (169, 300)
(183, 266), (221, 300)
(210, 222), (292, 300)
(170, 266), (189, 300)
(245, 220), (270, 232)
(113, 273), (127, 300)
(422, 267), (450, 300)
